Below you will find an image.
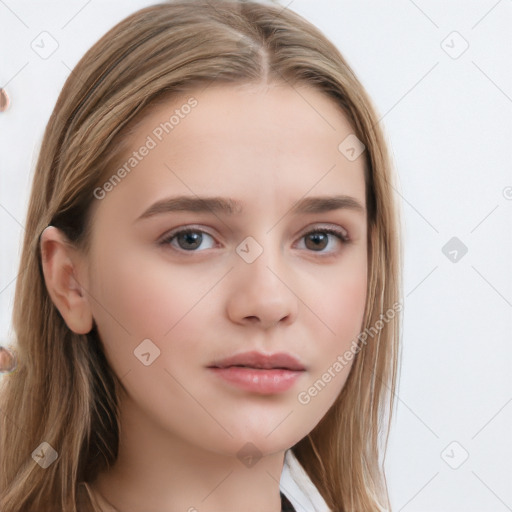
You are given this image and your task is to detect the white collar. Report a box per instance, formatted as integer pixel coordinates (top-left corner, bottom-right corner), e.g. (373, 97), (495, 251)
(279, 449), (331, 512)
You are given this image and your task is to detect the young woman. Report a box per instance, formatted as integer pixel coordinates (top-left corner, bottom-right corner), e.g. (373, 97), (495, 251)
(0, 1), (403, 511)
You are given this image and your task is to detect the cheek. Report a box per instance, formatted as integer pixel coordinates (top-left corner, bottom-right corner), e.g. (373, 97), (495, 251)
(89, 249), (221, 355)
(298, 258), (367, 406)
(310, 258), (368, 345)
(332, 274), (367, 339)
(316, 277), (366, 376)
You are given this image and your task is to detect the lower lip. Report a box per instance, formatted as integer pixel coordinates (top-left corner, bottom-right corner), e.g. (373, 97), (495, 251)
(208, 367), (304, 394)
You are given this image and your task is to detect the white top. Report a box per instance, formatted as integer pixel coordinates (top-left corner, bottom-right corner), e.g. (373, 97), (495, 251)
(280, 449), (331, 512)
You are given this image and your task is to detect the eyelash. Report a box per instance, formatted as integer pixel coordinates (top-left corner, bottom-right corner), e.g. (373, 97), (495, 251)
(158, 225), (351, 255)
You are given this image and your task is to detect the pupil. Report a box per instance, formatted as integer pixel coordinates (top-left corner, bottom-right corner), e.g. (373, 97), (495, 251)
(179, 232), (201, 250)
(306, 233), (327, 251)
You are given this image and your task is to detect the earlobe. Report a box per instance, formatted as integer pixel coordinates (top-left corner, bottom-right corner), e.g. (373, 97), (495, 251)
(39, 226), (93, 335)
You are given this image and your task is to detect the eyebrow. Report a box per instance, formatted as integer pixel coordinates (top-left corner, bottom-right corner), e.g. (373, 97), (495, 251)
(134, 194), (366, 222)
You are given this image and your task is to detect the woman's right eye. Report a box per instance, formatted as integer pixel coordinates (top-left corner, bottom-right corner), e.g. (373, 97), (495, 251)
(159, 228), (217, 252)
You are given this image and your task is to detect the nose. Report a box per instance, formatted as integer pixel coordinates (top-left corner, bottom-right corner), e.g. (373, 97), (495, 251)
(226, 240), (298, 329)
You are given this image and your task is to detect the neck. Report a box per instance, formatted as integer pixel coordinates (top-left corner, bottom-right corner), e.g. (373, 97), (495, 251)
(89, 394), (286, 512)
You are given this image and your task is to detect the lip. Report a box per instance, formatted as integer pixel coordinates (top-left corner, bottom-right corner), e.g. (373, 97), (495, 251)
(207, 351), (306, 394)
(208, 367), (303, 394)
(207, 351), (306, 371)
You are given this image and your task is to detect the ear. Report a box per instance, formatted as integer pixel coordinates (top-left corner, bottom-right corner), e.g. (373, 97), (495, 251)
(39, 226), (93, 335)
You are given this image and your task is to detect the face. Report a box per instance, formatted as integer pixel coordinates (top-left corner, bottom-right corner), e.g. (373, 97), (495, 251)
(81, 83), (368, 457)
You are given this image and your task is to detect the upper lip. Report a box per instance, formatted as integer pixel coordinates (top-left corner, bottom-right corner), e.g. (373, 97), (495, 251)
(208, 351), (306, 371)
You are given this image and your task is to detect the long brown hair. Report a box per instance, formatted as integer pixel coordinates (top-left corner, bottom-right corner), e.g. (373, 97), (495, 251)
(0, 1), (403, 510)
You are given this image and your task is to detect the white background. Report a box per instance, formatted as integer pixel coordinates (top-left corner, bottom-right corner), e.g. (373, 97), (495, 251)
(1, 1), (511, 511)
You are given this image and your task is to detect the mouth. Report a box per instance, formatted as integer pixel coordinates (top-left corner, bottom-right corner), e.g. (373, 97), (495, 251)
(208, 366), (304, 394)
(206, 351), (306, 394)
(217, 364), (291, 369)
(207, 350), (306, 371)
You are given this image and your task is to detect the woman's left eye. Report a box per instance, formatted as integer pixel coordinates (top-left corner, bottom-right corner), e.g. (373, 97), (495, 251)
(159, 226), (350, 253)
(296, 227), (350, 253)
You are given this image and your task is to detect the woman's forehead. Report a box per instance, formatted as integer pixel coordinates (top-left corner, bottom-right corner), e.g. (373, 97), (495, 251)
(87, 83), (367, 231)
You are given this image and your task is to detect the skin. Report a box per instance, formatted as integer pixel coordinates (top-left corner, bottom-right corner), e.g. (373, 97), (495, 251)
(40, 82), (368, 512)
